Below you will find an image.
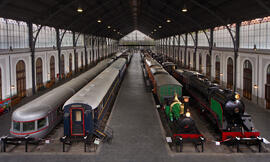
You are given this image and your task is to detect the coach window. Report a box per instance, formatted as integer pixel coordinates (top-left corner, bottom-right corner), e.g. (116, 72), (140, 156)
(75, 111), (82, 122)
(227, 57), (233, 89)
(215, 55), (220, 84)
(13, 121), (21, 131)
(50, 56), (55, 81)
(36, 58), (43, 90)
(265, 65), (270, 109)
(23, 121), (35, 132)
(16, 60), (26, 98)
(38, 117), (47, 129)
(243, 60), (252, 100)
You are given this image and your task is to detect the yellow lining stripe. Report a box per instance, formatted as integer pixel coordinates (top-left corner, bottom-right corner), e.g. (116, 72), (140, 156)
(96, 130), (106, 136)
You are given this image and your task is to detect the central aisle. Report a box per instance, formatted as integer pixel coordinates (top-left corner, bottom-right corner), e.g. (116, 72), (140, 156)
(98, 52), (168, 161)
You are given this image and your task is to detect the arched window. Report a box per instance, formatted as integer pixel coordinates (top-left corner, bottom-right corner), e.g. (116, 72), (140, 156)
(69, 53), (72, 73)
(16, 60), (26, 98)
(36, 58), (43, 90)
(215, 55), (220, 83)
(199, 54), (202, 73)
(243, 60), (252, 100)
(81, 52), (84, 70)
(265, 65), (270, 109)
(50, 56), (55, 81)
(227, 58), (233, 89)
(206, 54), (211, 79)
(178, 50), (180, 65)
(180, 51), (183, 67)
(60, 55), (65, 77)
(193, 52), (196, 70)
(75, 52), (78, 71)
(187, 52), (190, 69)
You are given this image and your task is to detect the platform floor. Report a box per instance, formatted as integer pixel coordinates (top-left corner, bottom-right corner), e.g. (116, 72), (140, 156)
(1, 53), (270, 161)
(242, 98), (270, 140)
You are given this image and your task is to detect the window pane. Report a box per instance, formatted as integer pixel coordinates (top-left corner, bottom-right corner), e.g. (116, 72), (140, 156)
(13, 121), (20, 131)
(23, 121), (35, 132)
(75, 110), (82, 122)
(38, 118), (47, 129)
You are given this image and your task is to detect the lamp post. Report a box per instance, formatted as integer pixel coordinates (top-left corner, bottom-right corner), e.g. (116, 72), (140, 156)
(220, 73), (224, 88)
(254, 84), (258, 104)
(183, 96), (190, 113)
(10, 85), (15, 112)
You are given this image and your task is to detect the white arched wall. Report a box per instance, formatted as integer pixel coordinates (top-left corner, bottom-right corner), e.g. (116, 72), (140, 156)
(239, 54), (256, 97)
(159, 44), (270, 109)
(46, 51), (58, 81)
(35, 51), (46, 85)
(0, 56), (10, 99)
(11, 53), (31, 96)
(224, 55), (234, 85)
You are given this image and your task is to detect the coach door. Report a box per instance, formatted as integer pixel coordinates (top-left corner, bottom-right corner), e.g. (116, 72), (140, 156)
(70, 108), (85, 136)
(243, 60), (252, 100)
(265, 65), (270, 109)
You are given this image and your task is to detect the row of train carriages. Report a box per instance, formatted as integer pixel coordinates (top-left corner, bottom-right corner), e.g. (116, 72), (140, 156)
(4, 50), (133, 152)
(141, 50), (263, 152)
(141, 50), (204, 152)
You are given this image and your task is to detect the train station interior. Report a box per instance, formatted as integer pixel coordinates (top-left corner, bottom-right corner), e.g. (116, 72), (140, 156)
(1, 0), (270, 161)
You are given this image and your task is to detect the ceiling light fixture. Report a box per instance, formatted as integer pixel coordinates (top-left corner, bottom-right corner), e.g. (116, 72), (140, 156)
(97, 19), (102, 23)
(182, 4), (188, 12)
(154, 29), (157, 32)
(166, 19), (171, 23)
(107, 26), (111, 29)
(113, 29), (116, 32)
(77, 7), (83, 13)
(158, 25), (162, 28)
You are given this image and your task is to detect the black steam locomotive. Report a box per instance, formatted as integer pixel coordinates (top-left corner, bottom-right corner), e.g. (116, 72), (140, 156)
(173, 69), (261, 142)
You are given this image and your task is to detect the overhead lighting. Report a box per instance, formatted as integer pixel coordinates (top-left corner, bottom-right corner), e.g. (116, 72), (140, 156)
(166, 19), (171, 23)
(77, 7), (83, 13)
(113, 29), (116, 32)
(97, 19), (102, 23)
(151, 31), (153, 34)
(182, 4), (188, 12)
(107, 26), (111, 29)
(154, 29), (157, 32)
(117, 32), (120, 34)
(158, 25), (162, 28)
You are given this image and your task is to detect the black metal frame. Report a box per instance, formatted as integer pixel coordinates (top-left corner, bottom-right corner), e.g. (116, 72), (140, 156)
(1, 136), (38, 152)
(174, 136), (205, 152)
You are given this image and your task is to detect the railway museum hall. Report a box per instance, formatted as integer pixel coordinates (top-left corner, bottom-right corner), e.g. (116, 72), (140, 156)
(1, 0), (270, 162)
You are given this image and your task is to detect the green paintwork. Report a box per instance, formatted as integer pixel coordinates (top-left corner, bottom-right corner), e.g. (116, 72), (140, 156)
(159, 85), (182, 104)
(171, 103), (181, 120)
(165, 103), (181, 121)
(210, 98), (223, 126)
(165, 105), (170, 117)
